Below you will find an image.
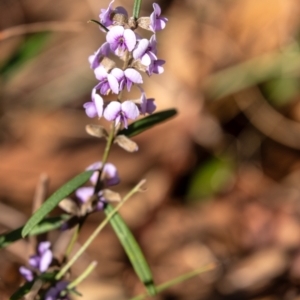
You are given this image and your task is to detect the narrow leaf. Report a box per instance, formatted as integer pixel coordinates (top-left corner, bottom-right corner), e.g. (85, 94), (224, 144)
(22, 171), (93, 237)
(104, 204), (156, 295)
(118, 109), (177, 137)
(133, 0), (143, 20)
(10, 280), (35, 300)
(0, 215), (70, 249)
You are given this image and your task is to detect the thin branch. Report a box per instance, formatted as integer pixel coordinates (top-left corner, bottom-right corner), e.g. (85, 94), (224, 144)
(0, 21), (84, 41)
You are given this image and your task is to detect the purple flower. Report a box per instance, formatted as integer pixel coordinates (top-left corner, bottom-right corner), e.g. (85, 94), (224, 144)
(104, 101), (140, 128)
(99, 0), (115, 27)
(29, 241), (53, 273)
(147, 59), (165, 76)
(75, 187), (106, 211)
(88, 42), (110, 69)
(150, 3), (168, 32)
(106, 26), (136, 56)
(112, 68), (143, 92)
(139, 90), (156, 115)
(83, 91), (104, 118)
(99, 0), (128, 28)
(19, 241), (53, 281)
(87, 161), (120, 186)
(19, 266), (34, 282)
(45, 281), (69, 300)
(133, 35), (157, 66)
(94, 65), (119, 95)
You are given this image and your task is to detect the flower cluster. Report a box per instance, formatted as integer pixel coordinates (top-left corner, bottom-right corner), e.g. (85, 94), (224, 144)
(19, 242), (70, 299)
(75, 161), (120, 212)
(58, 161), (120, 224)
(84, 0), (167, 129)
(19, 241), (53, 282)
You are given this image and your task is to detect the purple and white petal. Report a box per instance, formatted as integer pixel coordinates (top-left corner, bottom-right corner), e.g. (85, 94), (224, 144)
(106, 26), (124, 50)
(29, 255), (40, 269)
(124, 68), (143, 84)
(99, 0), (114, 27)
(122, 101), (140, 120)
(123, 29), (136, 52)
(93, 94), (104, 118)
(76, 187), (94, 203)
(83, 102), (97, 118)
(104, 101), (122, 121)
(94, 65), (108, 81)
(38, 241), (51, 254)
(107, 73), (120, 94)
(103, 163), (120, 186)
(89, 43), (110, 69)
(133, 39), (149, 60)
(19, 267), (34, 282)
(39, 249), (52, 272)
(110, 68), (124, 82)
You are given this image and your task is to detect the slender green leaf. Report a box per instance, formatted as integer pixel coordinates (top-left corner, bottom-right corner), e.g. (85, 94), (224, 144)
(119, 109), (177, 137)
(133, 0), (142, 19)
(10, 280), (35, 300)
(130, 264), (215, 300)
(0, 33), (49, 78)
(0, 215), (70, 249)
(104, 204), (156, 296)
(22, 171), (93, 237)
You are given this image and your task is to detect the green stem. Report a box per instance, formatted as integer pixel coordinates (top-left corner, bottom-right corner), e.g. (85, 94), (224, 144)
(55, 180), (145, 280)
(65, 224), (80, 258)
(67, 261), (97, 290)
(129, 263), (216, 300)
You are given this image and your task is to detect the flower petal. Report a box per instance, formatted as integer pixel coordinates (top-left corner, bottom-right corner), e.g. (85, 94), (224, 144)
(19, 267), (34, 282)
(104, 101), (122, 121)
(124, 68), (143, 84)
(107, 73), (119, 94)
(103, 163), (120, 186)
(39, 249), (52, 272)
(133, 39), (149, 60)
(94, 65), (107, 81)
(106, 25), (124, 44)
(123, 29), (136, 51)
(83, 102), (97, 118)
(38, 241), (51, 254)
(76, 187), (94, 203)
(122, 101), (140, 120)
(93, 94), (104, 118)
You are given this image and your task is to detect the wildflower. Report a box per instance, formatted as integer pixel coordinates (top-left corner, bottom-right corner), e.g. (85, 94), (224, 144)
(88, 42), (110, 69)
(112, 68), (143, 92)
(150, 3), (168, 32)
(45, 281), (70, 300)
(83, 91), (104, 118)
(133, 35), (157, 66)
(104, 101), (139, 128)
(19, 241), (53, 281)
(139, 89), (156, 114)
(94, 65), (119, 95)
(87, 161), (120, 186)
(147, 59), (165, 75)
(106, 25), (136, 56)
(99, 0), (128, 28)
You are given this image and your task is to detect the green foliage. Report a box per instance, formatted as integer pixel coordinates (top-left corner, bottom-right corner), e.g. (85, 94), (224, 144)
(0, 215), (70, 249)
(104, 204), (156, 296)
(21, 171), (93, 237)
(0, 33), (49, 78)
(133, 0), (143, 19)
(119, 109), (177, 137)
(187, 157), (234, 200)
(10, 280), (35, 300)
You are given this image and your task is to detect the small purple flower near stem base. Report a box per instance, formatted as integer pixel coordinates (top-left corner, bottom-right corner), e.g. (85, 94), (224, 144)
(94, 65), (119, 95)
(19, 241), (53, 282)
(45, 281), (70, 300)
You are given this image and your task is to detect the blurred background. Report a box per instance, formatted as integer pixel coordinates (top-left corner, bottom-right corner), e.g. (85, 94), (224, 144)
(2, 0), (300, 299)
